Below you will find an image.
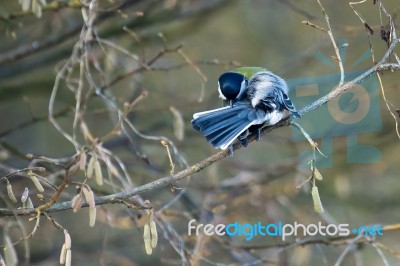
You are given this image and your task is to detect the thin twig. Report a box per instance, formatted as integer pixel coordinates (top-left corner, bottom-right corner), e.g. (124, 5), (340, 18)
(316, 0), (345, 85)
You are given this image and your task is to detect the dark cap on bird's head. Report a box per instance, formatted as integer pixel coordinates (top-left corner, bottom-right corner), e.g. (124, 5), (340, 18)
(218, 72), (247, 102)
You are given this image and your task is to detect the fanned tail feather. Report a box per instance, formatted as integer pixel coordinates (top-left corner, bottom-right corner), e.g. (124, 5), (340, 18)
(192, 104), (256, 149)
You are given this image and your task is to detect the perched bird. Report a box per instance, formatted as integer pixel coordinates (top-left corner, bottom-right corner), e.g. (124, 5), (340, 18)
(192, 67), (300, 152)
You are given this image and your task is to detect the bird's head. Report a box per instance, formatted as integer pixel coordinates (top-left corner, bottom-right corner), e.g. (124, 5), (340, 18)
(217, 71), (247, 103)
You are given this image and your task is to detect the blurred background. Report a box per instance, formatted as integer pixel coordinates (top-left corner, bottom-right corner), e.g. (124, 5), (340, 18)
(0, 0), (399, 265)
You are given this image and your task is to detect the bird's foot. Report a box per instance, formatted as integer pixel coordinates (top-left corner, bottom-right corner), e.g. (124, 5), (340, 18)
(239, 136), (248, 148)
(239, 130), (249, 147)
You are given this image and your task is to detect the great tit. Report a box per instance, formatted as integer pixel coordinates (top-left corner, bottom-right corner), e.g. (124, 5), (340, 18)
(192, 67), (300, 151)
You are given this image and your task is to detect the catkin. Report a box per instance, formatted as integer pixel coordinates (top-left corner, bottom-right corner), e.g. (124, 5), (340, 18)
(71, 194), (83, 213)
(311, 186), (324, 213)
(65, 249), (71, 266)
(6, 180), (17, 203)
(149, 220), (158, 248)
(89, 206), (97, 227)
(314, 168), (323, 180)
(81, 187), (95, 208)
(21, 187), (29, 203)
(59, 243), (66, 264)
(28, 173), (44, 192)
(143, 223), (152, 255)
(26, 197), (34, 208)
(94, 160), (103, 186)
(87, 156), (95, 178)
(79, 152), (87, 171)
(64, 230), (71, 250)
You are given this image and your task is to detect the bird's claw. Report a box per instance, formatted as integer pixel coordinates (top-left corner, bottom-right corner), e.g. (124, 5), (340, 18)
(239, 136), (248, 148)
(239, 130), (249, 147)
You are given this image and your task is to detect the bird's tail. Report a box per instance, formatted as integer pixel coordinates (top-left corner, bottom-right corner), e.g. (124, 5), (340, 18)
(192, 104), (256, 150)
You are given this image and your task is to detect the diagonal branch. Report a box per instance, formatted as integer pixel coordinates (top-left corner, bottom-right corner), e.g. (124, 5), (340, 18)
(1, 9), (399, 217)
(2, 44), (400, 215)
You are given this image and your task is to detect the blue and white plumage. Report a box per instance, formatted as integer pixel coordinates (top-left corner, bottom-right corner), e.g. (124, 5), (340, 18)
(192, 68), (300, 150)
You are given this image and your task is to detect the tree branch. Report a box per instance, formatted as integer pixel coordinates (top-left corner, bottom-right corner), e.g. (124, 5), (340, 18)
(1, 35), (399, 216)
(1, 0), (400, 216)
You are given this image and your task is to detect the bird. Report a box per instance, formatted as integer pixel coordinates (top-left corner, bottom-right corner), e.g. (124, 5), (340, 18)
(192, 67), (300, 153)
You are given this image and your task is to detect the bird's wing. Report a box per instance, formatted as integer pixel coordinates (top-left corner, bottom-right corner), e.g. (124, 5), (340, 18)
(281, 92), (301, 118)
